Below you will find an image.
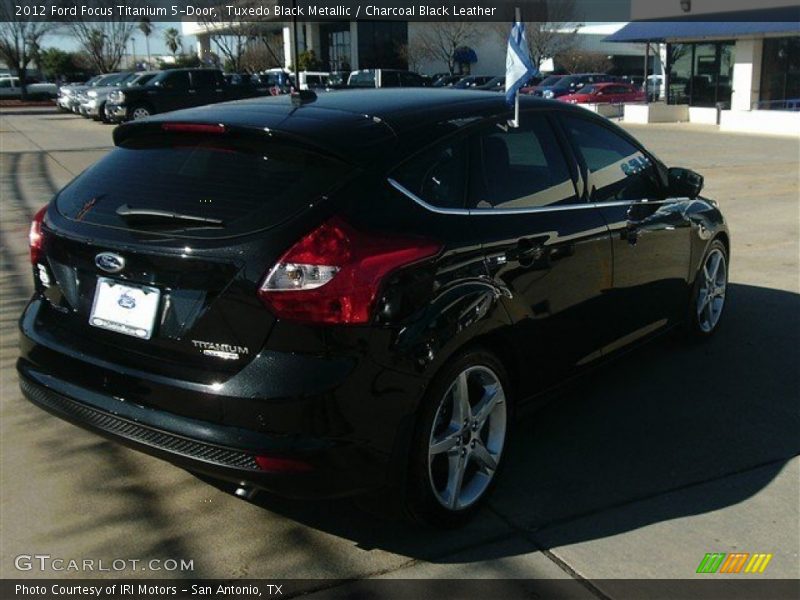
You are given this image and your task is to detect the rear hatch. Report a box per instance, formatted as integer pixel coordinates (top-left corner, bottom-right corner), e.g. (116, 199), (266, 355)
(36, 124), (354, 383)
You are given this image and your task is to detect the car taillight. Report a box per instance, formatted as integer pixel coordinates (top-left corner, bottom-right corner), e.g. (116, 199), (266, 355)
(29, 205), (47, 265)
(258, 217), (442, 325)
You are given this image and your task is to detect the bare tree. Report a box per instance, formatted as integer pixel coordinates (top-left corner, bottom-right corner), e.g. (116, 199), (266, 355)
(240, 33), (284, 72)
(396, 41), (429, 73)
(68, 16), (136, 73)
(554, 50), (612, 74)
(415, 22), (479, 74)
(493, 0), (583, 70)
(0, 5), (52, 98)
(196, 3), (281, 72)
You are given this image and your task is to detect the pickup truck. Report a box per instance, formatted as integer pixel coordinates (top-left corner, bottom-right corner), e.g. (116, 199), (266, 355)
(0, 76), (58, 100)
(105, 68), (264, 122)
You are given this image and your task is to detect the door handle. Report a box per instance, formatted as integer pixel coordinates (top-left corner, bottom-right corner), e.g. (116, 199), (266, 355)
(507, 239), (545, 265)
(622, 223), (640, 246)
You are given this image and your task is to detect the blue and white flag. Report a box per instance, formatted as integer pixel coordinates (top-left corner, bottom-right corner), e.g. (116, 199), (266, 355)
(505, 21), (538, 105)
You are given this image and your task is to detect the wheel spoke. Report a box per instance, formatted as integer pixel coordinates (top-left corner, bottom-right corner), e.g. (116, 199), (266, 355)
(445, 453), (467, 509)
(430, 428), (461, 456)
(471, 440), (497, 473)
(473, 383), (504, 428)
(704, 301), (714, 325)
(697, 292), (710, 316)
(709, 253), (721, 281)
(451, 371), (471, 425)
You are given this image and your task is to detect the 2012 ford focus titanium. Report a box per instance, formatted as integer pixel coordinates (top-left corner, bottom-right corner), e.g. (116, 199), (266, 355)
(18, 89), (729, 526)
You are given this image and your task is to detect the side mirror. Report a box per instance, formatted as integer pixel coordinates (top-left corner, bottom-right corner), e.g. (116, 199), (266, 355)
(668, 167), (704, 199)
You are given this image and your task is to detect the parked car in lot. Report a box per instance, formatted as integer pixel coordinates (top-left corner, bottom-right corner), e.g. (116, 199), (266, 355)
(254, 69), (294, 95)
(531, 73), (616, 99)
(57, 75), (103, 111)
(298, 71), (332, 91)
(453, 75), (497, 89)
(80, 72), (160, 122)
(521, 74), (563, 95)
(19, 89), (728, 526)
(559, 82), (646, 104)
(432, 74), (462, 87)
(347, 69), (428, 88)
(65, 73), (130, 113)
(105, 68), (261, 122)
(0, 76), (57, 100)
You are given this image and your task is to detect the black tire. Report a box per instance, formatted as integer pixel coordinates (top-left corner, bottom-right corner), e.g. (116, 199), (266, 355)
(405, 348), (512, 527)
(686, 239), (728, 339)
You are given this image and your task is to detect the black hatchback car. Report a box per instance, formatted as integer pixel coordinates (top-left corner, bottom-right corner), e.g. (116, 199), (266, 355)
(19, 89), (729, 526)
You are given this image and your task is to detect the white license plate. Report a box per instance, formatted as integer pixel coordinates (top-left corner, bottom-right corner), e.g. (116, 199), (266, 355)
(89, 277), (161, 339)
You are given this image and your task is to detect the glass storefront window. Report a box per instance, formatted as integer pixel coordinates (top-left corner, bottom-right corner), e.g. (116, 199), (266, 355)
(667, 44), (692, 104)
(667, 41), (736, 107)
(761, 37), (800, 110)
(320, 24), (352, 72)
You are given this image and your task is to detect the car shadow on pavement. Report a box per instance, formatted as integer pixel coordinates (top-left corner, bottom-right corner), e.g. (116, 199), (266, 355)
(203, 282), (800, 561)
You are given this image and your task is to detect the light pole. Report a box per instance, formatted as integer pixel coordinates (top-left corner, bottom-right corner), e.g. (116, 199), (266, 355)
(131, 36), (136, 69)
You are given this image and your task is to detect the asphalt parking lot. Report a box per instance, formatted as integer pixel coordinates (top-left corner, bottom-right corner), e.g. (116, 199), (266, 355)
(1, 109), (798, 593)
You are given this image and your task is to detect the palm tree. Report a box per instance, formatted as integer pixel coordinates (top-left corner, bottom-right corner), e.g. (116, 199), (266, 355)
(164, 27), (181, 61)
(138, 18), (152, 67)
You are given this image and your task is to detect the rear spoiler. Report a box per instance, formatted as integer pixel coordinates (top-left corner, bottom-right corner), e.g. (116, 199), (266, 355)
(113, 120), (355, 165)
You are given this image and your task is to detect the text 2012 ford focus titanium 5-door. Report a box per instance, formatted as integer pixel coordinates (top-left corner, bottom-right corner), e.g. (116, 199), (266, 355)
(18, 89), (729, 526)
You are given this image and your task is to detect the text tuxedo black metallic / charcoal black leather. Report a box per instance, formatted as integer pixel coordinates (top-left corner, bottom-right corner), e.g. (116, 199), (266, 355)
(18, 89), (730, 526)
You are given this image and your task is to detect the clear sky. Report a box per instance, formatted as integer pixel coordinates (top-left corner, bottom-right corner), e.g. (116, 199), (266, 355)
(45, 23), (192, 58)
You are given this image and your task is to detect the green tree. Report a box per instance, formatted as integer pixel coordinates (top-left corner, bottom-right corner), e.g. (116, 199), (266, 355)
(138, 19), (153, 66)
(39, 48), (76, 80)
(297, 49), (320, 71)
(164, 28), (181, 60)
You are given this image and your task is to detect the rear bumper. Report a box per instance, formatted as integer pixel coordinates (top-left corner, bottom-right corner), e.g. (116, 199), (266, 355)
(17, 298), (422, 498)
(17, 367), (361, 497)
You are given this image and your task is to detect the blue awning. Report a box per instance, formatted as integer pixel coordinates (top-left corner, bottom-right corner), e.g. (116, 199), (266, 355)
(606, 21), (800, 43)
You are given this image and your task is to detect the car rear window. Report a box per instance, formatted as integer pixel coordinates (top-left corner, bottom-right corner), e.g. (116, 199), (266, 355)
(55, 133), (350, 239)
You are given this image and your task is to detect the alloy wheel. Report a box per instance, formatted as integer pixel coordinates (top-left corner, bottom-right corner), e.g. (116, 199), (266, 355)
(696, 248), (727, 333)
(427, 365), (507, 511)
(131, 107), (151, 120)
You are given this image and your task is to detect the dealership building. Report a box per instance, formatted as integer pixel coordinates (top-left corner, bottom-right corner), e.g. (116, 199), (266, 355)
(608, 0), (799, 135)
(182, 21), (650, 79)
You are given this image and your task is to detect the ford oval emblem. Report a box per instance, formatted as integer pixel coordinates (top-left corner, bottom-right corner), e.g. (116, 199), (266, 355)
(95, 252), (125, 273)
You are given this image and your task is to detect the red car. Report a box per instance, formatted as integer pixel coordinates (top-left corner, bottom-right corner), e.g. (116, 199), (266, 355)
(558, 82), (645, 104)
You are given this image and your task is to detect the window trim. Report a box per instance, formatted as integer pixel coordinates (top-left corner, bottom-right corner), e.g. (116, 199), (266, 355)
(388, 177), (643, 216)
(389, 109), (589, 214)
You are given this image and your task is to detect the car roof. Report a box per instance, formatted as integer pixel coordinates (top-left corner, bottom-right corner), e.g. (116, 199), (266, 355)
(114, 88), (591, 166)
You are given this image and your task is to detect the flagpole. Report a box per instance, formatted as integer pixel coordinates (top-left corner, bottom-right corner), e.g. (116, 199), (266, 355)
(511, 7), (522, 128)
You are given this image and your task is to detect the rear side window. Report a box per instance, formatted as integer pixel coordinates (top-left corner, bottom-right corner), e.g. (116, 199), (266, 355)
(191, 70), (220, 88)
(56, 134), (349, 239)
(393, 137), (468, 209)
(349, 71), (376, 87)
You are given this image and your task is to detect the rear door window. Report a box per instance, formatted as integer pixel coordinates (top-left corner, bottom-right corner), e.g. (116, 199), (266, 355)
(55, 133), (350, 239)
(468, 115), (578, 209)
(160, 71), (190, 90)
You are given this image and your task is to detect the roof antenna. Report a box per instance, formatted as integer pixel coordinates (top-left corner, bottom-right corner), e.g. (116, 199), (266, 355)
(291, 90), (317, 105)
